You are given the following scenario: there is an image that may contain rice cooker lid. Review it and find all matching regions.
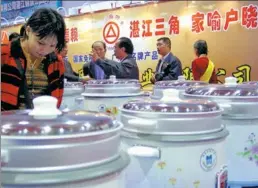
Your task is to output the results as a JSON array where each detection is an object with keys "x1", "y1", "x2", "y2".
[
  {"x1": 1, "y1": 96, "x2": 116, "y2": 137},
  {"x1": 64, "y1": 81, "x2": 84, "y2": 88},
  {"x1": 243, "y1": 81, "x2": 258, "y2": 86},
  {"x1": 122, "y1": 89, "x2": 221, "y2": 115},
  {"x1": 154, "y1": 76, "x2": 208, "y2": 90},
  {"x1": 83, "y1": 75, "x2": 142, "y2": 96},
  {"x1": 121, "y1": 89, "x2": 224, "y2": 137},
  {"x1": 122, "y1": 99, "x2": 220, "y2": 114},
  {"x1": 85, "y1": 76, "x2": 140, "y2": 86},
  {"x1": 184, "y1": 77, "x2": 258, "y2": 101}
]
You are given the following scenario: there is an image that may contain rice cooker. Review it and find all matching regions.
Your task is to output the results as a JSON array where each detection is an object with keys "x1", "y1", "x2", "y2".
[
  {"x1": 183, "y1": 77, "x2": 258, "y2": 188},
  {"x1": 61, "y1": 80, "x2": 85, "y2": 111},
  {"x1": 1, "y1": 96, "x2": 129, "y2": 188},
  {"x1": 120, "y1": 89, "x2": 229, "y2": 188},
  {"x1": 151, "y1": 75, "x2": 208, "y2": 100},
  {"x1": 243, "y1": 81, "x2": 258, "y2": 86},
  {"x1": 82, "y1": 75, "x2": 145, "y2": 117}
]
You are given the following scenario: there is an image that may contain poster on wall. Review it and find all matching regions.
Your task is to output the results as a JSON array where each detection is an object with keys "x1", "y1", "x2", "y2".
[
  {"x1": 2, "y1": 1, "x2": 258, "y2": 89},
  {"x1": 1, "y1": 0, "x2": 62, "y2": 23}
]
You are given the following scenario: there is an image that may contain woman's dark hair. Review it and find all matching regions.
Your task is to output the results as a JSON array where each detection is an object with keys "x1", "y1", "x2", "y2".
[
  {"x1": 118, "y1": 37, "x2": 134, "y2": 55},
  {"x1": 22, "y1": 8, "x2": 66, "y2": 51},
  {"x1": 9, "y1": 32, "x2": 20, "y2": 41},
  {"x1": 194, "y1": 40, "x2": 208, "y2": 56},
  {"x1": 19, "y1": 25, "x2": 25, "y2": 36}
]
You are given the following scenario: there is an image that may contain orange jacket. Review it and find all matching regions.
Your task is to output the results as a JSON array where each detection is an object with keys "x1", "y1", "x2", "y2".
[{"x1": 1, "y1": 39, "x2": 64, "y2": 111}]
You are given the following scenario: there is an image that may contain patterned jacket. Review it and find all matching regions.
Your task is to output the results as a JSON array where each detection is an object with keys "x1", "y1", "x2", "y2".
[{"x1": 1, "y1": 38, "x2": 64, "y2": 111}]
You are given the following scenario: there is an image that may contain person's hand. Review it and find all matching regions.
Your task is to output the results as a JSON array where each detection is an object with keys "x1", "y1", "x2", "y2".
[
  {"x1": 90, "y1": 49, "x2": 100, "y2": 62},
  {"x1": 80, "y1": 76, "x2": 92, "y2": 83}
]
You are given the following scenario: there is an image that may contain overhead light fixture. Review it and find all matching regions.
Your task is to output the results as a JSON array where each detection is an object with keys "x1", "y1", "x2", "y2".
[
  {"x1": 115, "y1": 1, "x2": 131, "y2": 8},
  {"x1": 56, "y1": 7, "x2": 68, "y2": 17},
  {"x1": 13, "y1": 16, "x2": 26, "y2": 25},
  {"x1": 1, "y1": 17, "x2": 10, "y2": 27},
  {"x1": 153, "y1": 0, "x2": 158, "y2": 7},
  {"x1": 80, "y1": 3, "x2": 93, "y2": 14},
  {"x1": 68, "y1": 7, "x2": 81, "y2": 15}
]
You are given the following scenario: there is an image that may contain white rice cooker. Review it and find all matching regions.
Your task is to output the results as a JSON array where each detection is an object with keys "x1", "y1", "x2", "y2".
[
  {"x1": 120, "y1": 89, "x2": 229, "y2": 188},
  {"x1": 151, "y1": 75, "x2": 208, "y2": 100},
  {"x1": 61, "y1": 80, "x2": 85, "y2": 111},
  {"x1": 1, "y1": 96, "x2": 129, "y2": 188},
  {"x1": 183, "y1": 77, "x2": 258, "y2": 187},
  {"x1": 82, "y1": 76, "x2": 145, "y2": 117}
]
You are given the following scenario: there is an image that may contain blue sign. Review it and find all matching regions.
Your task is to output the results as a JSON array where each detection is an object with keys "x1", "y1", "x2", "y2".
[{"x1": 1, "y1": 0, "x2": 62, "y2": 23}]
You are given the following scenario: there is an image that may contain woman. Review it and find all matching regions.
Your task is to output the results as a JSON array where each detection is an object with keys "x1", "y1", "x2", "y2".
[
  {"x1": 1, "y1": 8, "x2": 66, "y2": 111},
  {"x1": 191, "y1": 40, "x2": 217, "y2": 83}
]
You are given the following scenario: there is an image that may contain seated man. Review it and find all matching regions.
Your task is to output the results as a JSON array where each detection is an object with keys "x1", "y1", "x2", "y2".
[{"x1": 91, "y1": 37, "x2": 139, "y2": 80}]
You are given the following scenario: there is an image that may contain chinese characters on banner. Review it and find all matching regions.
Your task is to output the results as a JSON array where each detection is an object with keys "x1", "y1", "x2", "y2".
[
  {"x1": 190, "y1": 4, "x2": 257, "y2": 33},
  {"x1": 65, "y1": 27, "x2": 79, "y2": 43},
  {"x1": 182, "y1": 64, "x2": 251, "y2": 84},
  {"x1": 1, "y1": 1, "x2": 48, "y2": 12},
  {"x1": 141, "y1": 68, "x2": 155, "y2": 87},
  {"x1": 72, "y1": 51, "x2": 159, "y2": 64},
  {"x1": 73, "y1": 54, "x2": 92, "y2": 64},
  {"x1": 132, "y1": 51, "x2": 159, "y2": 61},
  {"x1": 130, "y1": 15, "x2": 180, "y2": 37},
  {"x1": 139, "y1": 64, "x2": 251, "y2": 88},
  {"x1": 1, "y1": 1, "x2": 61, "y2": 22},
  {"x1": 129, "y1": 4, "x2": 258, "y2": 37}
]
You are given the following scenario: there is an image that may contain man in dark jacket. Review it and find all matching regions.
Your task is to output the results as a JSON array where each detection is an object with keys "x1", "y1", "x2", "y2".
[
  {"x1": 59, "y1": 43, "x2": 89, "y2": 82},
  {"x1": 91, "y1": 37, "x2": 139, "y2": 80},
  {"x1": 151, "y1": 37, "x2": 182, "y2": 83}
]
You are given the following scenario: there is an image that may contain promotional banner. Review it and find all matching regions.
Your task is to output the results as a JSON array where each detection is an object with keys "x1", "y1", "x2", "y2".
[
  {"x1": 1, "y1": 0, "x2": 62, "y2": 23},
  {"x1": 2, "y1": 1, "x2": 258, "y2": 90}
]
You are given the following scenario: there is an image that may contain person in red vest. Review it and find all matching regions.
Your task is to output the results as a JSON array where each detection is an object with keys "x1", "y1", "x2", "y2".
[{"x1": 191, "y1": 40, "x2": 218, "y2": 83}]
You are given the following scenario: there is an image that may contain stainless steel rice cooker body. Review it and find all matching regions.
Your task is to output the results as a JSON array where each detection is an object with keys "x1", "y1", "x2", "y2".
[
  {"x1": 183, "y1": 81, "x2": 258, "y2": 186},
  {"x1": 82, "y1": 76, "x2": 145, "y2": 118},
  {"x1": 120, "y1": 90, "x2": 229, "y2": 188},
  {"x1": 1, "y1": 96, "x2": 129, "y2": 188},
  {"x1": 62, "y1": 81, "x2": 85, "y2": 110}
]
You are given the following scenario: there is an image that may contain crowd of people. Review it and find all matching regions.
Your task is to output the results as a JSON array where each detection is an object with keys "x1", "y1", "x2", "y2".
[{"x1": 1, "y1": 8, "x2": 217, "y2": 111}]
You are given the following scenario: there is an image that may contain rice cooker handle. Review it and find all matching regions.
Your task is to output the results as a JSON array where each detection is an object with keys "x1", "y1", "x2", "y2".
[
  {"x1": 1, "y1": 150, "x2": 9, "y2": 167},
  {"x1": 218, "y1": 103, "x2": 232, "y2": 114},
  {"x1": 75, "y1": 97, "x2": 85, "y2": 110},
  {"x1": 161, "y1": 89, "x2": 181, "y2": 102},
  {"x1": 127, "y1": 145, "x2": 161, "y2": 159},
  {"x1": 143, "y1": 91, "x2": 152, "y2": 97},
  {"x1": 127, "y1": 119, "x2": 157, "y2": 128}
]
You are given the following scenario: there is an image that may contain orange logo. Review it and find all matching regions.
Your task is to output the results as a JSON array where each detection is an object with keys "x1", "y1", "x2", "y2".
[
  {"x1": 103, "y1": 21, "x2": 120, "y2": 44},
  {"x1": 1, "y1": 31, "x2": 8, "y2": 43}
]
